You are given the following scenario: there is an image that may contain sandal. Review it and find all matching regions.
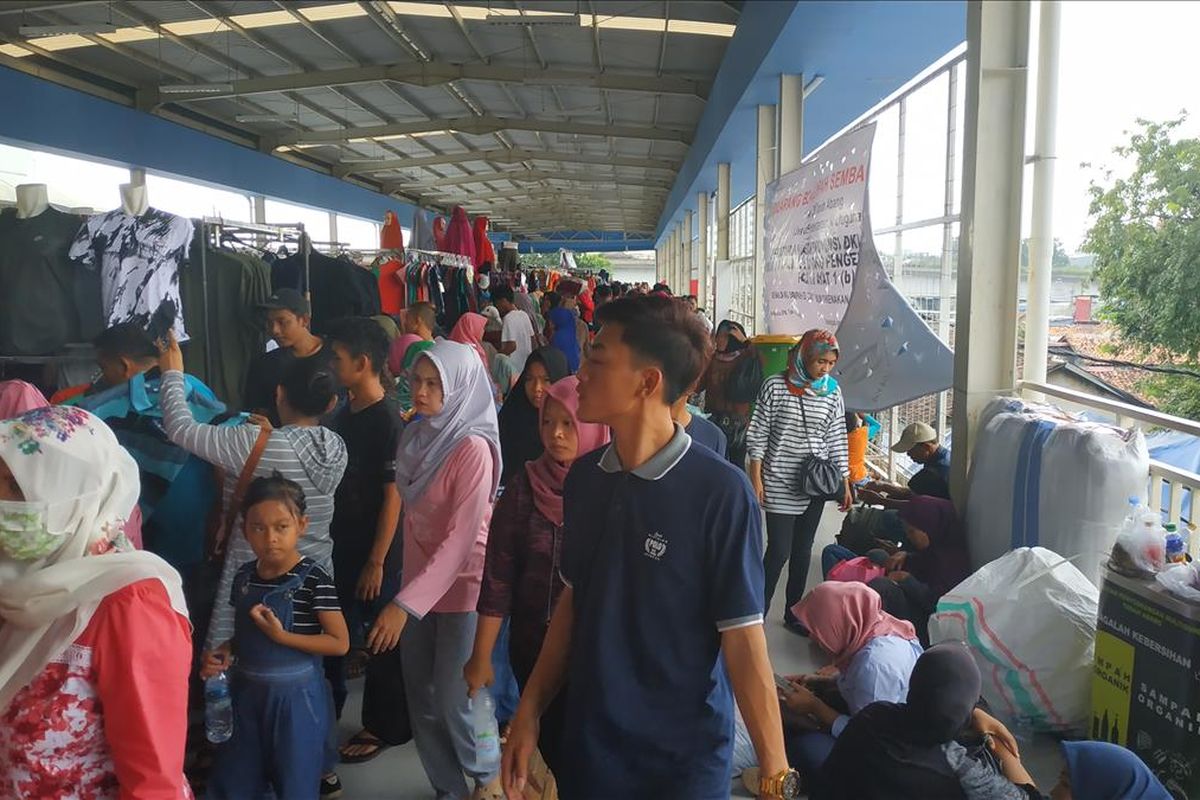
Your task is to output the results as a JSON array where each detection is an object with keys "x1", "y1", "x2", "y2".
[{"x1": 339, "y1": 730, "x2": 390, "y2": 764}]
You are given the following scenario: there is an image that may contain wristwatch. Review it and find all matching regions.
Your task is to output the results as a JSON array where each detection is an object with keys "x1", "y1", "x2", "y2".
[{"x1": 759, "y1": 768, "x2": 801, "y2": 799}]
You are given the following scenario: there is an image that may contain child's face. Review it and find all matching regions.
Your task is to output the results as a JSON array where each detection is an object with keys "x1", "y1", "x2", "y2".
[
  {"x1": 410, "y1": 356, "x2": 445, "y2": 417},
  {"x1": 244, "y1": 499, "x2": 307, "y2": 566},
  {"x1": 541, "y1": 397, "x2": 579, "y2": 464}
]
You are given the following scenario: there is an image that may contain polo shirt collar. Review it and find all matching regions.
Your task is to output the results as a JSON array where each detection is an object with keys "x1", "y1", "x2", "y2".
[{"x1": 597, "y1": 422, "x2": 692, "y2": 480}]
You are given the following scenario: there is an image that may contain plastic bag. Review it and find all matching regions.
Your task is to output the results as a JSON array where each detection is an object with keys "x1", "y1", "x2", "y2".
[
  {"x1": 929, "y1": 547, "x2": 1099, "y2": 735},
  {"x1": 827, "y1": 556, "x2": 886, "y2": 584},
  {"x1": 1155, "y1": 562, "x2": 1200, "y2": 603},
  {"x1": 1110, "y1": 518, "x2": 1166, "y2": 577}
]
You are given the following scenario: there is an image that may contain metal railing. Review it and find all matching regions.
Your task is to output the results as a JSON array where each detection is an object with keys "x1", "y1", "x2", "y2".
[{"x1": 1019, "y1": 380, "x2": 1199, "y2": 530}]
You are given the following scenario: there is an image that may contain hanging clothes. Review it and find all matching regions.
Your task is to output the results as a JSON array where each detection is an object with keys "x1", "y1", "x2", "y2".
[
  {"x1": 0, "y1": 207, "x2": 87, "y2": 356},
  {"x1": 181, "y1": 233, "x2": 272, "y2": 411},
  {"x1": 443, "y1": 207, "x2": 477, "y2": 267},
  {"x1": 432, "y1": 216, "x2": 447, "y2": 251},
  {"x1": 271, "y1": 249, "x2": 381, "y2": 334},
  {"x1": 473, "y1": 216, "x2": 496, "y2": 270},
  {"x1": 68, "y1": 207, "x2": 194, "y2": 342},
  {"x1": 381, "y1": 210, "x2": 404, "y2": 250},
  {"x1": 412, "y1": 208, "x2": 435, "y2": 251}
]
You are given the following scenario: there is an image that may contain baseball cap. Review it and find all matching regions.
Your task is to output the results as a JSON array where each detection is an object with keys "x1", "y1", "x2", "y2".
[
  {"x1": 891, "y1": 422, "x2": 938, "y2": 453},
  {"x1": 258, "y1": 288, "x2": 310, "y2": 317}
]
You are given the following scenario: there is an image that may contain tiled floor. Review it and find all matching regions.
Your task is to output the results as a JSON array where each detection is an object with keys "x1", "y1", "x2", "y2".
[{"x1": 334, "y1": 511, "x2": 1063, "y2": 799}]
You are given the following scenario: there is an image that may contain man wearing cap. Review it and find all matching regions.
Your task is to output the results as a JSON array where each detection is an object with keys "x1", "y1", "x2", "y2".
[
  {"x1": 243, "y1": 288, "x2": 329, "y2": 426},
  {"x1": 860, "y1": 421, "x2": 952, "y2": 503}
]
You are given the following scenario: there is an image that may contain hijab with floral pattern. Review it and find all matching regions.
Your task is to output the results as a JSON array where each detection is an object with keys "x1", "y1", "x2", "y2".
[
  {"x1": 0, "y1": 407, "x2": 187, "y2": 711},
  {"x1": 787, "y1": 328, "x2": 841, "y2": 397}
]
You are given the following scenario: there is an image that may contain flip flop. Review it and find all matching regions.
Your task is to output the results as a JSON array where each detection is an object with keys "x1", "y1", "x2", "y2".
[{"x1": 338, "y1": 731, "x2": 390, "y2": 764}]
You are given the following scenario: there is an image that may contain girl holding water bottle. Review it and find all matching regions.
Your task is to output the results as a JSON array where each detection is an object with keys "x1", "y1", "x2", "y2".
[
  {"x1": 202, "y1": 475, "x2": 349, "y2": 800},
  {"x1": 365, "y1": 340, "x2": 505, "y2": 800}
]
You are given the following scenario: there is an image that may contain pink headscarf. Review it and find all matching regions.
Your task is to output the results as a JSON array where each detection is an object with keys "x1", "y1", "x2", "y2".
[
  {"x1": 525, "y1": 376, "x2": 610, "y2": 526},
  {"x1": 0, "y1": 380, "x2": 49, "y2": 419},
  {"x1": 388, "y1": 334, "x2": 423, "y2": 377},
  {"x1": 792, "y1": 582, "x2": 918, "y2": 670},
  {"x1": 448, "y1": 313, "x2": 491, "y2": 376},
  {"x1": 443, "y1": 206, "x2": 478, "y2": 267}
]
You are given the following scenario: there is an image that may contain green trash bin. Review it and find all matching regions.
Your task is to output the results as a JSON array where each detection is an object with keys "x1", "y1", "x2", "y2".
[{"x1": 752, "y1": 334, "x2": 799, "y2": 378}]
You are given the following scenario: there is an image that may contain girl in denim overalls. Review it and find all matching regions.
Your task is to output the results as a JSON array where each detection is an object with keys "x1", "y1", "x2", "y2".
[{"x1": 203, "y1": 475, "x2": 350, "y2": 800}]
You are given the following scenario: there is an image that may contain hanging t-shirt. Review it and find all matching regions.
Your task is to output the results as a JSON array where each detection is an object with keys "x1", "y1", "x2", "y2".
[
  {"x1": 68, "y1": 207, "x2": 193, "y2": 342},
  {"x1": 500, "y1": 308, "x2": 535, "y2": 375},
  {"x1": 0, "y1": 207, "x2": 84, "y2": 355}
]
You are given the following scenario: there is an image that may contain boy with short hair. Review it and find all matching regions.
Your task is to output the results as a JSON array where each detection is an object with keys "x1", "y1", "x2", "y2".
[
  {"x1": 325, "y1": 318, "x2": 403, "y2": 735},
  {"x1": 504, "y1": 295, "x2": 797, "y2": 799},
  {"x1": 244, "y1": 288, "x2": 327, "y2": 426}
]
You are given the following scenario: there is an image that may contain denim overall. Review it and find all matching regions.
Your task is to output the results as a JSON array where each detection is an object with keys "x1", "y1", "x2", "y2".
[{"x1": 208, "y1": 561, "x2": 331, "y2": 800}]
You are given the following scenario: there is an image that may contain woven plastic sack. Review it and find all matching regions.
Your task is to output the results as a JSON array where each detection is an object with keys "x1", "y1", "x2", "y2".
[
  {"x1": 929, "y1": 547, "x2": 1099, "y2": 735},
  {"x1": 965, "y1": 396, "x2": 1148, "y2": 587}
]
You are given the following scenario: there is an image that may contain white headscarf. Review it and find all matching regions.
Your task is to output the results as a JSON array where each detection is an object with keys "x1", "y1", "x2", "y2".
[
  {"x1": 395, "y1": 340, "x2": 502, "y2": 505},
  {"x1": 0, "y1": 407, "x2": 188, "y2": 712}
]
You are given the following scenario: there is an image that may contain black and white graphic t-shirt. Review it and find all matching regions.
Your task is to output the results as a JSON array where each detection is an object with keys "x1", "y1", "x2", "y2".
[{"x1": 69, "y1": 207, "x2": 193, "y2": 341}]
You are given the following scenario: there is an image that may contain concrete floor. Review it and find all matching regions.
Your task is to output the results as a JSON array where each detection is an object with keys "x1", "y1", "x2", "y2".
[{"x1": 334, "y1": 511, "x2": 1063, "y2": 799}]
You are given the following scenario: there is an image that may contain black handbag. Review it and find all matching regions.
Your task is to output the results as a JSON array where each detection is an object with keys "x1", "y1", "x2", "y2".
[{"x1": 795, "y1": 396, "x2": 844, "y2": 503}]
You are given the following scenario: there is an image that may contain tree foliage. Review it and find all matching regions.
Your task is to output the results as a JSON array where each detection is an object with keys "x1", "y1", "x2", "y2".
[
  {"x1": 1019, "y1": 238, "x2": 1072, "y2": 269},
  {"x1": 1083, "y1": 115, "x2": 1200, "y2": 420},
  {"x1": 1084, "y1": 115, "x2": 1200, "y2": 359}
]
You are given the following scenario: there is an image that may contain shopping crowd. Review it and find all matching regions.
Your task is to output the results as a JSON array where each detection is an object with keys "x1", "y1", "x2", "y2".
[{"x1": 0, "y1": 267, "x2": 1170, "y2": 800}]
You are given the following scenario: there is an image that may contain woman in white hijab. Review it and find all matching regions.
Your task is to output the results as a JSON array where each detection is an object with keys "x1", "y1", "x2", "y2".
[
  {"x1": 0, "y1": 406, "x2": 191, "y2": 798},
  {"x1": 367, "y1": 340, "x2": 505, "y2": 800}
]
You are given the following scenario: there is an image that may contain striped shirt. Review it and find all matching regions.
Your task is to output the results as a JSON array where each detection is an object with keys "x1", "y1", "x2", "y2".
[
  {"x1": 231, "y1": 558, "x2": 340, "y2": 635},
  {"x1": 746, "y1": 374, "x2": 849, "y2": 514},
  {"x1": 160, "y1": 370, "x2": 347, "y2": 649}
]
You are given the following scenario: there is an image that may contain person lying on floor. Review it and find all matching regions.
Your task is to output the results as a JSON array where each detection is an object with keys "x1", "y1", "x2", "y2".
[
  {"x1": 822, "y1": 495, "x2": 970, "y2": 643},
  {"x1": 822, "y1": 643, "x2": 1038, "y2": 800}
]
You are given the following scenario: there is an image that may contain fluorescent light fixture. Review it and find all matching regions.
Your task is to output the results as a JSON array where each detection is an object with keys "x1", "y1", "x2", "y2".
[
  {"x1": 160, "y1": 83, "x2": 234, "y2": 94},
  {"x1": 235, "y1": 113, "x2": 299, "y2": 123},
  {"x1": 485, "y1": 12, "x2": 580, "y2": 27},
  {"x1": 19, "y1": 23, "x2": 118, "y2": 37}
]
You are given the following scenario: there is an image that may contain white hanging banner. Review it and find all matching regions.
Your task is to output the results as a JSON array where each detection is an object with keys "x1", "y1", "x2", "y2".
[
  {"x1": 763, "y1": 124, "x2": 873, "y2": 333},
  {"x1": 762, "y1": 122, "x2": 954, "y2": 411}
]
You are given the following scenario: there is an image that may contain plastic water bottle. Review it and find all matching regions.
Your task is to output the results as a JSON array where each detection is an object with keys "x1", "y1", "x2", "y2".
[
  {"x1": 205, "y1": 672, "x2": 233, "y2": 744},
  {"x1": 468, "y1": 688, "x2": 501, "y2": 764},
  {"x1": 1165, "y1": 523, "x2": 1187, "y2": 564}
]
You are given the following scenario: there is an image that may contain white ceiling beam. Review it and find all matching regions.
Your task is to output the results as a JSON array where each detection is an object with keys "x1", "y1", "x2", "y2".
[
  {"x1": 386, "y1": 169, "x2": 673, "y2": 191},
  {"x1": 337, "y1": 147, "x2": 680, "y2": 177},
  {"x1": 273, "y1": 116, "x2": 691, "y2": 147},
  {"x1": 139, "y1": 61, "x2": 710, "y2": 105}
]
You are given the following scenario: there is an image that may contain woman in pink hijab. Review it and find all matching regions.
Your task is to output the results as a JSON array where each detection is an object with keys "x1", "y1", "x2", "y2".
[
  {"x1": 764, "y1": 582, "x2": 923, "y2": 793},
  {"x1": 0, "y1": 380, "x2": 48, "y2": 419},
  {"x1": 467, "y1": 376, "x2": 608, "y2": 775}
]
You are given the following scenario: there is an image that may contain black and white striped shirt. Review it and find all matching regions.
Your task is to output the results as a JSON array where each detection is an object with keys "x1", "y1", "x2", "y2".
[
  {"x1": 231, "y1": 558, "x2": 340, "y2": 635},
  {"x1": 746, "y1": 374, "x2": 849, "y2": 514}
]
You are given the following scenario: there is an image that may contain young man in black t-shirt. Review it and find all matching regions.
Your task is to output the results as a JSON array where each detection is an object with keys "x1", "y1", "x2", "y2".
[
  {"x1": 244, "y1": 289, "x2": 328, "y2": 425},
  {"x1": 325, "y1": 318, "x2": 403, "y2": 757}
]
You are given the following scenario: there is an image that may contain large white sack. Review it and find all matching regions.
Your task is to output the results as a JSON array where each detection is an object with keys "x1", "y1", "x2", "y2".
[
  {"x1": 930, "y1": 546, "x2": 1100, "y2": 735},
  {"x1": 965, "y1": 396, "x2": 1148, "y2": 587}
]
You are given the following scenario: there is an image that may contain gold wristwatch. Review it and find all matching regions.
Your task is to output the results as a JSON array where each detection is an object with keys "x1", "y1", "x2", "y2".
[{"x1": 759, "y1": 768, "x2": 801, "y2": 799}]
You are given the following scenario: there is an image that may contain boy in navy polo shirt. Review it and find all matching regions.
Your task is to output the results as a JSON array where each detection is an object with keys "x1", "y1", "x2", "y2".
[{"x1": 503, "y1": 296, "x2": 796, "y2": 800}]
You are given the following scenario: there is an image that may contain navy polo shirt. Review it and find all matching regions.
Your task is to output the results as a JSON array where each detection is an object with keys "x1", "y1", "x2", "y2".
[
  {"x1": 558, "y1": 424, "x2": 765, "y2": 800},
  {"x1": 686, "y1": 412, "x2": 728, "y2": 458}
]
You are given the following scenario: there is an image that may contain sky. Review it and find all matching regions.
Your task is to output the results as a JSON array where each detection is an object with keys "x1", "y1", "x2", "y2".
[{"x1": 1052, "y1": 1, "x2": 1200, "y2": 252}]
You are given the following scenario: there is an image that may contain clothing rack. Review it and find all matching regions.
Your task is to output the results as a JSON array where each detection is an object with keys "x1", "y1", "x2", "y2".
[{"x1": 197, "y1": 217, "x2": 308, "y2": 382}]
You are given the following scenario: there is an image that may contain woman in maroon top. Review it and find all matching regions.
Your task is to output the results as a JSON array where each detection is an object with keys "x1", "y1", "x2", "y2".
[{"x1": 465, "y1": 376, "x2": 609, "y2": 770}]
